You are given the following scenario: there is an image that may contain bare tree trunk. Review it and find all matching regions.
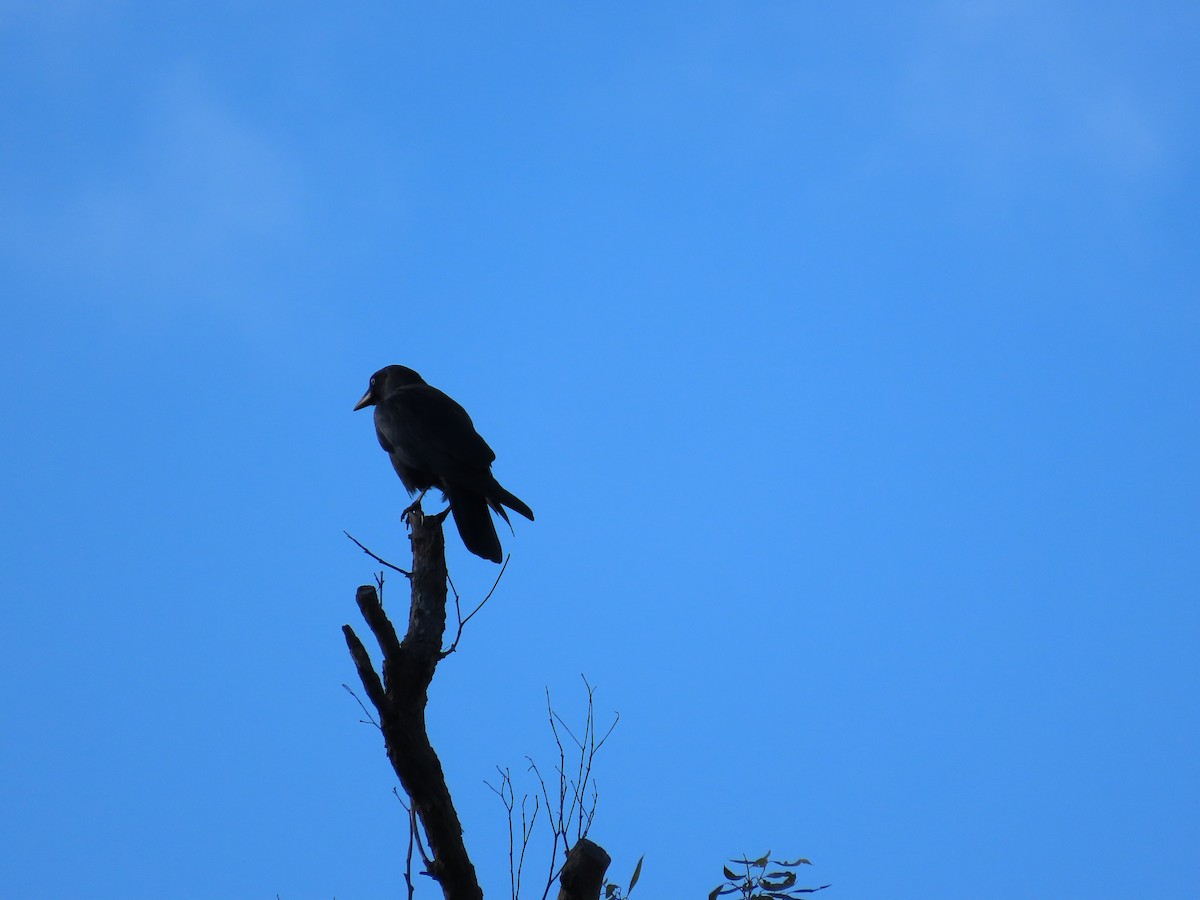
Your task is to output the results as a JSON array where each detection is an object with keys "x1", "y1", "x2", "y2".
[
  {"x1": 556, "y1": 839, "x2": 611, "y2": 900},
  {"x1": 344, "y1": 508, "x2": 483, "y2": 900}
]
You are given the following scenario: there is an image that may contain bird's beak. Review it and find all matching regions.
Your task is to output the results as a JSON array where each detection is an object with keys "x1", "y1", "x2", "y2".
[{"x1": 353, "y1": 389, "x2": 373, "y2": 411}]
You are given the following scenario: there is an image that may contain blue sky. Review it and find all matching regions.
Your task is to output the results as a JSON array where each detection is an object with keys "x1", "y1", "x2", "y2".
[{"x1": 1, "y1": 2, "x2": 1197, "y2": 898}]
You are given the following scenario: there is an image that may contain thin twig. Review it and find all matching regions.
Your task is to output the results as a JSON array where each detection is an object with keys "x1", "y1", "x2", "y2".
[
  {"x1": 411, "y1": 805, "x2": 433, "y2": 872},
  {"x1": 485, "y1": 768, "x2": 518, "y2": 900},
  {"x1": 341, "y1": 683, "x2": 380, "y2": 729},
  {"x1": 440, "y1": 554, "x2": 510, "y2": 657},
  {"x1": 393, "y1": 788, "x2": 416, "y2": 900},
  {"x1": 575, "y1": 678, "x2": 596, "y2": 840},
  {"x1": 490, "y1": 682, "x2": 617, "y2": 900},
  {"x1": 343, "y1": 530, "x2": 411, "y2": 576},
  {"x1": 528, "y1": 754, "x2": 566, "y2": 900},
  {"x1": 462, "y1": 555, "x2": 510, "y2": 628},
  {"x1": 517, "y1": 791, "x2": 539, "y2": 900}
]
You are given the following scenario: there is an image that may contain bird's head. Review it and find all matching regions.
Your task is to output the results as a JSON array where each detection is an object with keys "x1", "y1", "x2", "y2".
[{"x1": 354, "y1": 365, "x2": 426, "y2": 410}]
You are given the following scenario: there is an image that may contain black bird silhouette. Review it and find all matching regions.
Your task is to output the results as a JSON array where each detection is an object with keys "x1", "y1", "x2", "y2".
[{"x1": 354, "y1": 365, "x2": 533, "y2": 563}]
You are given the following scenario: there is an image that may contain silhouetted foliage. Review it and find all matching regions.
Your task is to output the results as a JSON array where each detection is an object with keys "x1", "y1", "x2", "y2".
[
  {"x1": 346, "y1": 512, "x2": 827, "y2": 900},
  {"x1": 709, "y1": 853, "x2": 830, "y2": 900},
  {"x1": 601, "y1": 853, "x2": 643, "y2": 900}
]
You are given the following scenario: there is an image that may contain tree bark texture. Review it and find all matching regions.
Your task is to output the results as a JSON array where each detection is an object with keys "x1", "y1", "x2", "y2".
[
  {"x1": 344, "y1": 508, "x2": 483, "y2": 900},
  {"x1": 556, "y1": 839, "x2": 612, "y2": 900}
]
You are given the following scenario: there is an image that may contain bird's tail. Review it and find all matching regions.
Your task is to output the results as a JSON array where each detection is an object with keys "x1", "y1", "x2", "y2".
[
  {"x1": 487, "y1": 479, "x2": 534, "y2": 522},
  {"x1": 444, "y1": 484, "x2": 503, "y2": 564}
]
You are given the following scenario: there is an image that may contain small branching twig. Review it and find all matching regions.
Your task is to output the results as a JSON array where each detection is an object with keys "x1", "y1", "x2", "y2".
[
  {"x1": 543, "y1": 676, "x2": 616, "y2": 853},
  {"x1": 441, "y1": 555, "x2": 510, "y2": 657},
  {"x1": 462, "y1": 555, "x2": 508, "y2": 629},
  {"x1": 517, "y1": 792, "x2": 538, "y2": 899},
  {"x1": 525, "y1": 755, "x2": 564, "y2": 900},
  {"x1": 341, "y1": 684, "x2": 381, "y2": 730},
  {"x1": 486, "y1": 769, "x2": 518, "y2": 900},
  {"x1": 392, "y1": 788, "x2": 416, "y2": 900},
  {"x1": 343, "y1": 530, "x2": 411, "y2": 577},
  {"x1": 488, "y1": 678, "x2": 619, "y2": 900},
  {"x1": 486, "y1": 767, "x2": 541, "y2": 900}
]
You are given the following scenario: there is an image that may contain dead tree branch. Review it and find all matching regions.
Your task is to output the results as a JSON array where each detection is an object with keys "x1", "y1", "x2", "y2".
[
  {"x1": 556, "y1": 839, "x2": 611, "y2": 900},
  {"x1": 343, "y1": 504, "x2": 482, "y2": 900}
]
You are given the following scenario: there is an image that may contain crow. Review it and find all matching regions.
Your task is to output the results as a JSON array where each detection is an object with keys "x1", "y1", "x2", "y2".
[{"x1": 354, "y1": 365, "x2": 533, "y2": 563}]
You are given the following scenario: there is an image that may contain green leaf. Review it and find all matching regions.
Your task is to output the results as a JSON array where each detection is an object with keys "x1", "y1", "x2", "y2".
[
  {"x1": 775, "y1": 858, "x2": 811, "y2": 867},
  {"x1": 629, "y1": 854, "x2": 645, "y2": 892},
  {"x1": 723, "y1": 866, "x2": 739, "y2": 881},
  {"x1": 761, "y1": 872, "x2": 797, "y2": 890},
  {"x1": 605, "y1": 885, "x2": 618, "y2": 898},
  {"x1": 752, "y1": 853, "x2": 771, "y2": 868},
  {"x1": 708, "y1": 888, "x2": 722, "y2": 900}
]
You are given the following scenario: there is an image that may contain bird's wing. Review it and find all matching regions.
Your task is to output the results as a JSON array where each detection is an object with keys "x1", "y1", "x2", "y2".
[{"x1": 374, "y1": 384, "x2": 497, "y2": 479}]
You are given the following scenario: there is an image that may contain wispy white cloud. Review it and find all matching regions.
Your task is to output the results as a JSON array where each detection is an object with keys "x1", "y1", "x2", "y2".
[
  {"x1": 77, "y1": 73, "x2": 300, "y2": 265},
  {"x1": 3, "y1": 67, "x2": 306, "y2": 325}
]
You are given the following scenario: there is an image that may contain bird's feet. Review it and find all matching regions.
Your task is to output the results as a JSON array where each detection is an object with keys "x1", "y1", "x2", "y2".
[{"x1": 401, "y1": 489, "x2": 429, "y2": 525}]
